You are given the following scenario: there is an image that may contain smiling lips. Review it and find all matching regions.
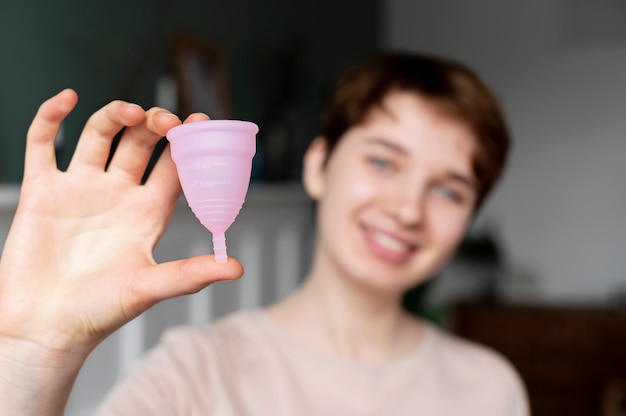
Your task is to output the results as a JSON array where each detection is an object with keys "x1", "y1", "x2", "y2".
[{"x1": 361, "y1": 225, "x2": 419, "y2": 262}]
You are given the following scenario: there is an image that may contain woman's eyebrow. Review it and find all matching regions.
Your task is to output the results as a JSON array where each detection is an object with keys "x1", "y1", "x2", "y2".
[
  {"x1": 364, "y1": 137, "x2": 407, "y2": 154},
  {"x1": 447, "y1": 171, "x2": 477, "y2": 191},
  {"x1": 365, "y1": 137, "x2": 477, "y2": 190}
]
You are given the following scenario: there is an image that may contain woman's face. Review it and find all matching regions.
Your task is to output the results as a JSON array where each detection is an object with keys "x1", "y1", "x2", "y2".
[{"x1": 304, "y1": 91, "x2": 477, "y2": 295}]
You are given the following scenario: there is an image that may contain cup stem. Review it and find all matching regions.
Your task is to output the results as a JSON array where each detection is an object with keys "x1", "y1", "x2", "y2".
[{"x1": 212, "y1": 232, "x2": 228, "y2": 263}]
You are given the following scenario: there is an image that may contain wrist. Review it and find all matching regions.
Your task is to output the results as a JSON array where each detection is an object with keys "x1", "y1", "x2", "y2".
[{"x1": 0, "y1": 336, "x2": 91, "y2": 416}]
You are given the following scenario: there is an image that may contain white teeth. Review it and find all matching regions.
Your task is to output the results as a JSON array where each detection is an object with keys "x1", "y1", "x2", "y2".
[{"x1": 370, "y1": 230, "x2": 410, "y2": 253}]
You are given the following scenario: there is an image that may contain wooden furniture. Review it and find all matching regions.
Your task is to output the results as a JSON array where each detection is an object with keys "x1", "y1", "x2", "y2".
[{"x1": 451, "y1": 302, "x2": 626, "y2": 416}]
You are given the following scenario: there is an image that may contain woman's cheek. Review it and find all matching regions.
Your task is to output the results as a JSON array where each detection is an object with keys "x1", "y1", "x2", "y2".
[
  {"x1": 437, "y1": 212, "x2": 471, "y2": 246},
  {"x1": 350, "y1": 177, "x2": 380, "y2": 203}
]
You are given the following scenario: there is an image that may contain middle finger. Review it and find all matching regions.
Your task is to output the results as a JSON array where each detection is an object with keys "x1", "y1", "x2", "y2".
[
  {"x1": 106, "y1": 108, "x2": 181, "y2": 183},
  {"x1": 68, "y1": 100, "x2": 145, "y2": 172}
]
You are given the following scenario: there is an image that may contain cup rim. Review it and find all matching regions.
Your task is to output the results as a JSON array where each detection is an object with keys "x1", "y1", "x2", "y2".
[{"x1": 166, "y1": 120, "x2": 259, "y2": 140}]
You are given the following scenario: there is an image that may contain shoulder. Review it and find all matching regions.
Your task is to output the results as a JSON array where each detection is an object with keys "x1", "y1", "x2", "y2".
[
  {"x1": 157, "y1": 309, "x2": 262, "y2": 355},
  {"x1": 428, "y1": 324, "x2": 514, "y2": 373},
  {"x1": 109, "y1": 311, "x2": 261, "y2": 394},
  {"x1": 95, "y1": 311, "x2": 262, "y2": 415},
  {"x1": 424, "y1": 323, "x2": 529, "y2": 412}
]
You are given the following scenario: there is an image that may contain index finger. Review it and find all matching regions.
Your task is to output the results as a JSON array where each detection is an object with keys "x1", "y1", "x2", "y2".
[{"x1": 183, "y1": 112, "x2": 211, "y2": 123}]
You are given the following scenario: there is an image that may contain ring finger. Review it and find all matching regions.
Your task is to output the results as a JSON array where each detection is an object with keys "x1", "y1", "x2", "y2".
[{"x1": 68, "y1": 101, "x2": 145, "y2": 172}]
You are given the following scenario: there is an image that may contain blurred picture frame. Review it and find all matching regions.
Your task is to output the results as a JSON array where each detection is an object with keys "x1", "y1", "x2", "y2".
[{"x1": 170, "y1": 32, "x2": 231, "y2": 120}]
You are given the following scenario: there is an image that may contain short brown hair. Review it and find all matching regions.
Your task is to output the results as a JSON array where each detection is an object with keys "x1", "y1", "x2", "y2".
[{"x1": 321, "y1": 52, "x2": 510, "y2": 209}]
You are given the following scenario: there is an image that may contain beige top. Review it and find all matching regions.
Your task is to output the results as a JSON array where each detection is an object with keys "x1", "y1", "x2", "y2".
[{"x1": 96, "y1": 310, "x2": 529, "y2": 416}]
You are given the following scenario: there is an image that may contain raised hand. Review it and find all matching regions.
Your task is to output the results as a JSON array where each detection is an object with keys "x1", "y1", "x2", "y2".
[{"x1": 0, "y1": 89, "x2": 243, "y2": 414}]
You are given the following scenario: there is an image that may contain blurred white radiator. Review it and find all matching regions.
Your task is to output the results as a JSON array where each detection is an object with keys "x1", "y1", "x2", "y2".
[{"x1": 0, "y1": 183, "x2": 314, "y2": 416}]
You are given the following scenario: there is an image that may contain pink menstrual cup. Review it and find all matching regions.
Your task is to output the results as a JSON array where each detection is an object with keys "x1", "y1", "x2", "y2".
[{"x1": 166, "y1": 120, "x2": 258, "y2": 263}]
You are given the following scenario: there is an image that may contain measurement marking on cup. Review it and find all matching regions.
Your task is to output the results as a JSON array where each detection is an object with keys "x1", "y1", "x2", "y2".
[
  {"x1": 191, "y1": 179, "x2": 232, "y2": 188},
  {"x1": 181, "y1": 161, "x2": 229, "y2": 170}
]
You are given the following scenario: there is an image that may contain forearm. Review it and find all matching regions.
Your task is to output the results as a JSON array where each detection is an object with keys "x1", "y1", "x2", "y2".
[{"x1": 0, "y1": 337, "x2": 90, "y2": 416}]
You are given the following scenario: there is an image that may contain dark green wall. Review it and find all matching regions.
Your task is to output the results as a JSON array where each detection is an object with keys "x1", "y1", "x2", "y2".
[{"x1": 0, "y1": 0, "x2": 380, "y2": 182}]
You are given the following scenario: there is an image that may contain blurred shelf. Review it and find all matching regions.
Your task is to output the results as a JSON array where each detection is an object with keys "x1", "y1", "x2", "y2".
[
  {"x1": 0, "y1": 184, "x2": 20, "y2": 212},
  {"x1": 452, "y1": 302, "x2": 626, "y2": 416}
]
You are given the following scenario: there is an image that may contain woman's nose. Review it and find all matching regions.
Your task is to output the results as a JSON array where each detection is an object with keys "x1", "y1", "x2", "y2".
[{"x1": 385, "y1": 180, "x2": 426, "y2": 227}]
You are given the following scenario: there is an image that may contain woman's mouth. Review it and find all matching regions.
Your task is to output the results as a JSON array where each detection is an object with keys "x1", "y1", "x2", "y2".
[{"x1": 362, "y1": 225, "x2": 418, "y2": 262}]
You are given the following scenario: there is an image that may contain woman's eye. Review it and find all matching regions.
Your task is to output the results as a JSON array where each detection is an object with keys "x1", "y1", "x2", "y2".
[
  {"x1": 435, "y1": 185, "x2": 463, "y2": 203},
  {"x1": 369, "y1": 157, "x2": 394, "y2": 172}
]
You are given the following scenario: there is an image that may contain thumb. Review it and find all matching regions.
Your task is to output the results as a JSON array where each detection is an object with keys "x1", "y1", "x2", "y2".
[{"x1": 130, "y1": 255, "x2": 244, "y2": 311}]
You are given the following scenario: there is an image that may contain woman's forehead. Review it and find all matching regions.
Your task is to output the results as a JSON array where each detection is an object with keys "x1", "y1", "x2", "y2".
[{"x1": 357, "y1": 92, "x2": 477, "y2": 156}]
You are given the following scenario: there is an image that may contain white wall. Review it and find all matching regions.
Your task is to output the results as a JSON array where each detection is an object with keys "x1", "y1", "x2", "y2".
[{"x1": 384, "y1": 0, "x2": 626, "y2": 302}]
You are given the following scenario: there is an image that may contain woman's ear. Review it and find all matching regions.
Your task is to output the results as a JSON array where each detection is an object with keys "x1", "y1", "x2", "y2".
[{"x1": 302, "y1": 136, "x2": 328, "y2": 201}]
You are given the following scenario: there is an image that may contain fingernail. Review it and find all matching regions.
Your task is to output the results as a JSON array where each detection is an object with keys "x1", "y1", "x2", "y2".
[
  {"x1": 156, "y1": 110, "x2": 179, "y2": 117},
  {"x1": 124, "y1": 102, "x2": 142, "y2": 109}
]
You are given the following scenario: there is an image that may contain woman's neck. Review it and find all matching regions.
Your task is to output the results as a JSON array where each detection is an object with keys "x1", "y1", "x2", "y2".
[{"x1": 266, "y1": 262, "x2": 424, "y2": 365}]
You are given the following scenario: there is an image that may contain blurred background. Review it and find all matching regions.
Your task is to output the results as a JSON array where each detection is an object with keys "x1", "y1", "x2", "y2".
[{"x1": 1, "y1": 0, "x2": 625, "y2": 415}]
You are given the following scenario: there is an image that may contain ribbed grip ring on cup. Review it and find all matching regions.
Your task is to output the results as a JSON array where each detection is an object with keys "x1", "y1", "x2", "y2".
[{"x1": 190, "y1": 199, "x2": 244, "y2": 227}]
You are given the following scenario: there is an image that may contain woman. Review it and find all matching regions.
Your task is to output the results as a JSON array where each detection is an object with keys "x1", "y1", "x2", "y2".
[{"x1": 0, "y1": 52, "x2": 528, "y2": 415}]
